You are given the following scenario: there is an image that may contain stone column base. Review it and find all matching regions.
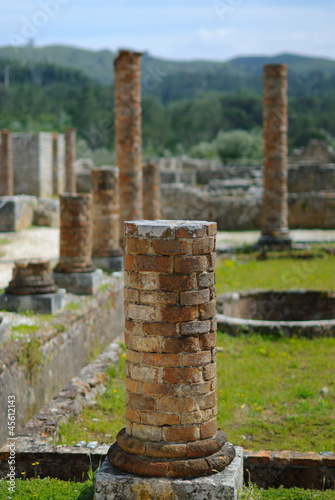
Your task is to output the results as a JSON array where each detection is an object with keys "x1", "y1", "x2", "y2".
[
  {"x1": 94, "y1": 447, "x2": 243, "y2": 500},
  {"x1": 0, "y1": 290, "x2": 66, "y2": 314},
  {"x1": 92, "y1": 256, "x2": 123, "y2": 273},
  {"x1": 0, "y1": 195, "x2": 37, "y2": 232},
  {"x1": 258, "y1": 234, "x2": 292, "y2": 249},
  {"x1": 53, "y1": 269, "x2": 103, "y2": 295}
]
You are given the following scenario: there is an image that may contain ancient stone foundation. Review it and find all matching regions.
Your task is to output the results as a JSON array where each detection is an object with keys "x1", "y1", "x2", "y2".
[
  {"x1": 143, "y1": 161, "x2": 161, "y2": 220},
  {"x1": 53, "y1": 194, "x2": 102, "y2": 294},
  {"x1": 0, "y1": 129, "x2": 13, "y2": 196},
  {"x1": 260, "y1": 64, "x2": 291, "y2": 247},
  {"x1": 91, "y1": 167, "x2": 123, "y2": 272},
  {"x1": 64, "y1": 129, "x2": 76, "y2": 194},
  {"x1": 0, "y1": 259, "x2": 65, "y2": 314},
  {"x1": 107, "y1": 220, "x2": 236, "y2": 479},
  {"x1": 114, "y1": 50, "x2": 143, "y2": 238}
]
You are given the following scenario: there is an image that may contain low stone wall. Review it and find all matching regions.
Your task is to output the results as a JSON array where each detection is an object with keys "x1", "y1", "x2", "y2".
[
  {"x1": 0, "y1": 275, "x2": 124, "y2": 447},
  {"x1": 288, "y1": 164, "x2": 335, "y2": 193}
]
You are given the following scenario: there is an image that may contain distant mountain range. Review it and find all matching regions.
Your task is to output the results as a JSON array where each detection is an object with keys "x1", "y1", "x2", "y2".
[{"x1": 1, "y1": 44, "x2": 335, "y2": 86}]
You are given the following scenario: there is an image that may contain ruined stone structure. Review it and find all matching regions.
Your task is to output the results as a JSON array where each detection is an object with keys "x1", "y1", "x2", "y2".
[
  {"x1": 289, "y1": 139, "x2": 335, "y2": 167},
  {"x1": 0, "y1": 259, "x2": 65, "y2": 314},
  {"x1": 91, "y1": 167, "x2": 123, "y2": 272},
  {"x1": 52, "y1": 133, "x2": 65, "y2": 196},
  {"x1": 53, "y1": 194, "x2": 102, "y2": 294},
  {"x1": 108, "y1": 220, "x2": 235, "y2": 479},
  {"x1": 0, "y1": 129, "x2": 13, "y2": 196},
  {"x1": 64, "y1": 129, "x2": 77, "y2": 193},
  {"x1": 114, "y1": 51, "x2": 143, "y2": 237},
  {"x1": 260, "y1": 64, "x2": 291, "y2": 246},
  {"x1": 143, "y1": 161, "x2": 161, "y2": 220},
  {"x1": 12, "y1": 132, "x2": 53, "y2": 197}
]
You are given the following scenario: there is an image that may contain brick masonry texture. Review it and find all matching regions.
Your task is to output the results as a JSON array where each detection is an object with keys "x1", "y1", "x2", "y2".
[
  {"x1": 0, "y1": 129, "x2": 13, "y2": 196},
  {"x1": 262, "y1": 64, "x2": 290, "y2": 240},
  {"x1": 114, "y1": 51, "x2": 143, "y2": 238},
  {"x1": 108, "y1": 220, "x2": 235, "y2": 478},
  {"x1": 91, "y1": 167, "x2": 122, "y2": 258},
  {"x1": 54, "y1": 194, "x2": 95, "y2": 273},
  {"x1": 143, "y1": 162, "x2": 161, "y2": 220},
  {"x1": 64, "y1": 128, "x2": 76, "y2": 193}
]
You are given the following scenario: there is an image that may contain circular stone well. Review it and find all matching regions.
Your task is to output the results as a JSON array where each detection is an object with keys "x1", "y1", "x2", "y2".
[{"x1": 216, "y1": 290, "x2": 335, "y2": 337}]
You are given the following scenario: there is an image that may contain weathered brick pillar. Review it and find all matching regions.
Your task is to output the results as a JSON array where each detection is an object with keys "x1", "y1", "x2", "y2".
[
  {"x1": 64, "y1": 128, "x2": 76, "y2": 193},
  {"x1": 143, "y1": 162, "x2": 161, "y2": 220},
  {"x1": 108, "y1": 220, "x2": 235, "y2": 478},
  {"x1": 260, "y1": 64, "x2": 291, "y2": 246},
  {"x1": 91, "y1": 167, "x2": 123, "y2": 271},
  {"x1": 54, "y1": 194, "x2": 95, "y2": 273},
  {"x1": 114, "y1": 50, "x2": 143, "y2": 238},
  {"x1": 0, "y1": 129, "x2": 14, "y2": 196}
]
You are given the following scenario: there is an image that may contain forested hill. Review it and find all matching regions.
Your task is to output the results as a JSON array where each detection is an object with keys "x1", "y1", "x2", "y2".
[{"x1": 1, "y1": 44, "x2": 335, "y2": 86}]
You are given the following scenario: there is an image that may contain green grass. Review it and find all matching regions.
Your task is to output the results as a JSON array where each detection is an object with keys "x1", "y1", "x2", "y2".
[
  {"x1": 216, "y1": 254, "x2": 335, "y2": 293},
  {"x1": 59, "y1": 334, "x2": 335, "y2": 452},
  {"x1": 0, "y1": 478, "x2": 94, "y2": 499},
  {"x1": 240, "y1": 485, "x2": 335, "y2": 499}
]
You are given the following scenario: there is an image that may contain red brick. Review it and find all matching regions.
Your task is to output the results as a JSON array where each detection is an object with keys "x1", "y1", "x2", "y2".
[
  {"x1": 126, "y1": 237, "x2": 152, "y2": 254},
  {"x1": 182, "y1": 351, "x2": 212, "y2": 366},
  {"x1": 131, "y1": 364, "x2": 159, "y2": 383},
  {"x1": 207, "y1": 222, "x2": 217, "y2": 236},
  {"x1": 142, "y1": 353, "x2": 180, "y2": 367},
  {"x1": 124, "y1": 288, "x2": 139, "y2": 302},
  {"x1": 208, "y1": 253, "x2": 216, "y2": 271},
  {"x1": 153, "y1": 239, "x2": 189, "y2": 255},
  {"x1": 163, "y1": 425, "x2": 200, "y2": 443},
  {"x1": 162, "y1": 336, "x2": 200, "y2": 354},
  {"x1": 273, "y1": 450, "x2": 291, "y2": 465},
  {"x1": 142, "y1": 382, "x2": 180, "y2": 396},
  {"x1": 126, "y1": 349, "x2": 141, "y2": 364},
  {"x1": 161, "y1": 305, "x2": 197, "y2": 323},
  {"x1": 200, "y1": 418, "x2": 217, "y2": 439},
  {"x1": 125, "y1": 407, "x2": 141, "y2": 423},
  {"x1": 125, "y1": 377, "x2": 140, "y2": 392},
  {"x1": 291, "y1": 452, "x2": 322, "y2": 466},
  {"x1": 192, "y1": 238, "x2": 215, "y2": 255},
  {"x1": 128, "y1": 393, "x2": 157, "y2": 411},
  {"x1": 159, "y1": 274, "x2": 196, "y2": 292},
  {"x1": 180, "y1": 289, "x2": 210, "y2": 305},
  {"x1": 199, "y1": 391, "x2": 216, "y2": 410},
  {"x1": 175, "y1": 226, "x2": 207, "y2": 238},
  {"x1": 247, "y1": 451, "x2": 271, "y2": 464},
  {"x1": 123, "y1": 254, "x2": 136, "y2": 271},
  {"x1": 203, "y1": 362, "x2": 216, "y2": 380},
  {"x1": 163, "y1": 367, "x2": 200, "y2": 384},
  {"x1": 199, "y1": 300, "x2": 217, "y2": 320},
  {"x1": 140, "y1": 290, "x2": 177, "y2": 305},
  {"x1": 200, "y1": 332, "x2": 217, "y2": 350},
  {"x1": 158, "y1": 396, "x2": 196, "y2": 413},
  {"x1": 175, "y1": 255, "x2": 208, "y2": 273},
  {"x1": 143, "y1": 322, "x2": 177, "y2": 336},
  {"x1": 124, "y1": 222, "x2": 138, "y2": 236},
  {"x1": 141, "y1": 412, "x2": 180, "y2": 426},
  {"x1": 137, "y1": 255, "x2": 171, "y2": 272}
]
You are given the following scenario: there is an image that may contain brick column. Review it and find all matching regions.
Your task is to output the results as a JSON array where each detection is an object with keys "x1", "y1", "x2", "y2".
[
  {"x1": 114, "y1": 50, "x2": 143, "y2": 238},
  {"x1": 64, "y1": 128, "x2": 76, "y2": 193},
  {"x1": 260, "y1": 64, "x2": 291, "y2": 246},
  {"x1": 91, "y1": 167, "x2": 123, "y2": 271},
  {"x1": 143, "y1": 162, "x2": 161, "y2": 220},
  {"x1": 54, "y1": 194, "x2": 94, "y2": 274},
  {"x1": 108, "y1": 220, "x2": 235, "y2": 478},
  {"x1": 0, "y1": 129, "x2": 13, "y2": 196}
]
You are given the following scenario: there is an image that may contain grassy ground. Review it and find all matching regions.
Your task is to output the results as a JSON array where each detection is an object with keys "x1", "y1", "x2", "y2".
[
  {"x1": 216, "y1": 250, "x2": 335, "y2": 294},
  {"x1": 0, "y1": 479, "x2": 334, "y2": 499}
]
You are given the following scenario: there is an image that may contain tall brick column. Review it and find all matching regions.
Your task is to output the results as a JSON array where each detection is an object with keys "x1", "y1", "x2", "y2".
[
  {"x1": 143, "y1": 162, "x2": 161, "y2": 220},
  {"x1": 64, "y1": 128, "x2": 76, "y2": 193},
  {"x1": 0, "y1": 129, "x2": 14, "y2": 196},
  {"x1": 108, "y1": 220, "x2": 235, "y2": 478},
  {"x1": 53, "y1": 194, "x2": 102, "y2": 294},
  {"x1": 114, "y1": 50, "x2": 143, "y2": 239},
  {"x1": 91, "y1": 167, "x2": 123, "y2": 272},
  {"x1": 260, "y1": 64, "x2": 291, "y2": 246}
]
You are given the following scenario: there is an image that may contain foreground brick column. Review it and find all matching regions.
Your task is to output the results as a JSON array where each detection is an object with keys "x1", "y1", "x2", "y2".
[
  {"x1": 54, "y1": 194, "x2": 94, "y2": 273},
  {"x1": 143, "y1": 162, "x2": 161, "y2": 220},
  {"x1": 260, "y1": 65, "x2": 291, "y2": 246},
  {"x1": 108, "y1": 220, "x2": 235, "y2": 478},
  {"x1": 114, "y1": 50, "x2": 143, "y2": 238},
  {"x1": 91, "y1": 167, "x2": 123, "y2": 271},
  {"x1": 64, "y1": 129, "x2": 76, "y2": 193},
  {"x1": 0, "y1": 129, "x2": 13, "y2": 196}
]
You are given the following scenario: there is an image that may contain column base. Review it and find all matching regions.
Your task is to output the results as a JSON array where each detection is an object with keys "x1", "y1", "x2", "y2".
[
  {"x1": 92, "y1": 256, "x2": 123, "y2": 273},
  {"x1": 52, "y1": 269, "x2": 103, "y2": 295},
  {"x1": 0, "y1": 195, "x2": 37, "y2": 232},
  {"x1": 0, "y1": 289, "x2": 66, "y2": 314},
  {"x1": 258, "y1": 234, "x2": 292, "y2": 249},
  {"x1": 95, "y1": 447, "x2": 243, "y2": 500}
]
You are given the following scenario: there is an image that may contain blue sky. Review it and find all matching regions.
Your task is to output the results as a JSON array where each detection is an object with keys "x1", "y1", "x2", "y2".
[{"x1": 1, "y1": 0, "x2": 335, "y2": 61}]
